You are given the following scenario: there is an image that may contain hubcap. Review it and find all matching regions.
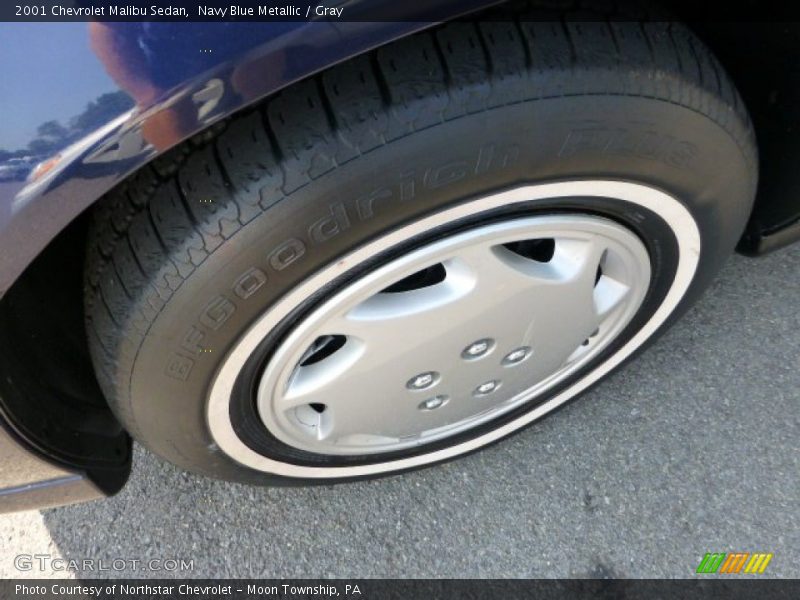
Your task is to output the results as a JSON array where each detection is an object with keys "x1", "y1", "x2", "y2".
[{"x1": 256, "y1": 214, "x2": 651, "y2": 455}]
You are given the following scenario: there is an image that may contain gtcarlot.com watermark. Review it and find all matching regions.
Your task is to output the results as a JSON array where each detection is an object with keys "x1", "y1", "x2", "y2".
[{"x1": 14, "y1": 553, "x2": 194, "y2": 573}]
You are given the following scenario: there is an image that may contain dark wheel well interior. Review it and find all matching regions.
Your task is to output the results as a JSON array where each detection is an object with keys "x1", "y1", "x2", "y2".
[
  {"x1": 691, "y1": 22, "x2": 800, "y2": 249},
  {"x1": 0, "y1": 213, "x2": 130, "y2": 493}
]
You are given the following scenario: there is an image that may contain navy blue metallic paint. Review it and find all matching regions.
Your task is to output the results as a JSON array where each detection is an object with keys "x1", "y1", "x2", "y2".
[{"x1": 0, "y1": 5, "x2": 499, "y2": 299}]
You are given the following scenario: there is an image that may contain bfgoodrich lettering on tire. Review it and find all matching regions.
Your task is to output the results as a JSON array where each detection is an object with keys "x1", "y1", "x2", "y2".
[{"x1": 84, "y1": 19, "x2": 757, "y2": 484}]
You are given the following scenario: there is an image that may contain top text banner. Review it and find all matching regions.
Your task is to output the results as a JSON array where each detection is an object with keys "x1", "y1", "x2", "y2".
[
  {"x1": 2, "y1": 0, "x2": 503, "y2": 22},
  {"x1": 2, "y1": 0, "x2": 792, "y2": 22}
]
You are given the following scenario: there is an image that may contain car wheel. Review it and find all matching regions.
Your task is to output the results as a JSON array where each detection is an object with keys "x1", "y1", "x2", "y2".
[{"x1": 84, "y1": 20, "x2": 757, "y2": 483}]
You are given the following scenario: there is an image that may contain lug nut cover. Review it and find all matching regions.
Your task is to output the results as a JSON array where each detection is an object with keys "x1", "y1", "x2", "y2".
[
  {"x1": 419, "y1": 395, "x2": 449, "y2": 411},
  {"x1": 461, "y1": 338, "x2": 495, "y2": 360},
  {"x1": 474, "y1": 379, "x2": 501, "y2": 396},
  {"x1": 502, "y1": 346, "x2": 532, "y2": 366},
  {"x1": 406, "y1": 371, "x2": 439, "y2": 390}
]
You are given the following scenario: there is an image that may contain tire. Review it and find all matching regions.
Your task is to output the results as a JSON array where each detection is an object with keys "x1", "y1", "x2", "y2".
[{"x1": 84, "y1": 19, "x2": 757, "y2": 484}]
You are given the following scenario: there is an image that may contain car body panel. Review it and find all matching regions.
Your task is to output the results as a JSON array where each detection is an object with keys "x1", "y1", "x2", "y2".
[
  {"x1": 0, "y1": 6, "x2": 502, "y2": 299},
  {"x1": 0, "y1": 416, "x2": 109, "y2": 513}
]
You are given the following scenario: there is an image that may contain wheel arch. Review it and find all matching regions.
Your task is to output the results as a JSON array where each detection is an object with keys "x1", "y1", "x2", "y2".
[{"x1": 0, "y1": 13, "x2": 501, "y2": 301}]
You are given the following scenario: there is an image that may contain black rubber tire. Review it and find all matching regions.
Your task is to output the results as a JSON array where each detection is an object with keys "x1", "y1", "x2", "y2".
[{"x1": 84, "y1": 19, "x2": 757, "y2": 484}]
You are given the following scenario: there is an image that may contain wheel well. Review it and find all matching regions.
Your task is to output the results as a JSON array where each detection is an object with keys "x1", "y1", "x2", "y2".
[
  {"x1": 0, "y1": 210, "x2": 129, "y2": 490},
  {"x1": 690, "y1": 22, "x2": 800, "y2": 249}
]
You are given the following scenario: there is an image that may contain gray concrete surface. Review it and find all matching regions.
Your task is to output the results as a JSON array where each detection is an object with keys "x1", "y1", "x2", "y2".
[{"x1": 1, "y1": 246, "x2": 798, "y2": 578}]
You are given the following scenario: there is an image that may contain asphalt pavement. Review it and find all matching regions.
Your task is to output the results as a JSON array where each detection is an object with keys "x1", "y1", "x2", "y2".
[{"x1": 1, "y1": 244, "x2": 798, "y2": 578}]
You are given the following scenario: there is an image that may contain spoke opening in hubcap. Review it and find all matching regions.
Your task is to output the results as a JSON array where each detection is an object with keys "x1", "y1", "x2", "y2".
[
  {"x1": 381, "y1": 263, "x2": 447, "y2": 293},
  {"x1": 256, "y1": 214, "x2": 651, "y2": 456},
  {"x1": 502, "y1": 237, "x2": 556, "y2": 262}
]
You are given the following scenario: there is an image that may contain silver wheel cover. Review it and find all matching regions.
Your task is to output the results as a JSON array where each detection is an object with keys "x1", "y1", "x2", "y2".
[{"x1": 258, "y1": 215, "x2": 649, "y2": 455}]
